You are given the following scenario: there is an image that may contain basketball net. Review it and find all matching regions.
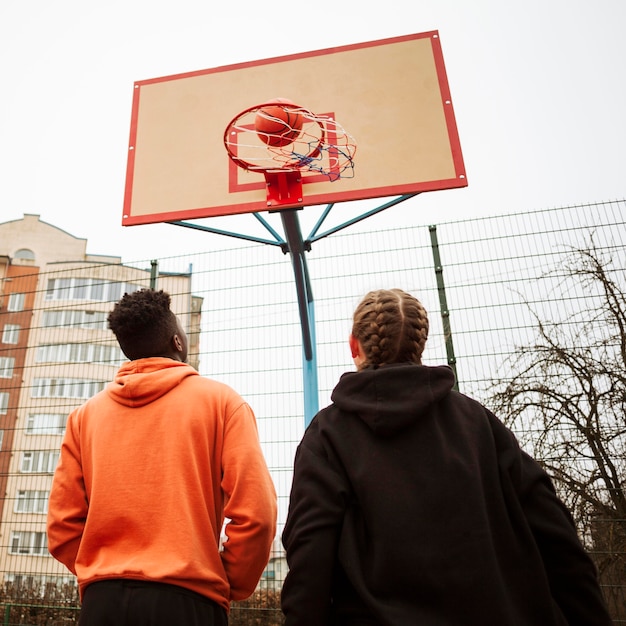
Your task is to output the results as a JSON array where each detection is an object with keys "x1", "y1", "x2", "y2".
[{"x1": 224, "y1": 101, "x2": 357, "y2": 208}]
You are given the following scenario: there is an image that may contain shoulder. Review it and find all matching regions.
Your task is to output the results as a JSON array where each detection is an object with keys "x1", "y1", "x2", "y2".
[
  {"x1": 305, "y1": 403, "x2": 344, "y2": 434},
  {"x1": 183, "y1": 374, "x2": 254, "y2": 416},
  {"x1": 182, "y1": 373, "x2": 240, "y2": 396},
  {"x1": 441, "y1": 389, "x2": 514, "y2": 434},
  {"x1": 297, "y1": 403, "x2": 352, "y2": 459},
  {"x1": 446, "y1": 393, "x2": 545, "y2": 482}
]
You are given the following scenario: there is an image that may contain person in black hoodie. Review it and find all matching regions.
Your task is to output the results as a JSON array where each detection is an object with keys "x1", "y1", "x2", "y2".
[{"x1": 281, "y1": 288, "x2": 612, "y2": 625}]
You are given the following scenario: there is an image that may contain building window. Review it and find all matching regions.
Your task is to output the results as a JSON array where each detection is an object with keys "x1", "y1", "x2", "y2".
[
  {"x1": 0, "y1": 393, "x2": 8, "y2": 415},
  {"x1": 0, "y1": 357, "x2": 15, "y2": 378},
  {"x1": 0, "y1": 430, "x2": 3, "y2": 450},
  {"x1": 45, "y1": 278, "x2": 141, "y2": 302},
  {"x1": 42, "y1": 309, "x2": 108, "y2": 330},
  {"x1": 26, "y1": 414, "x2": 67, "y2": 435},
  {"x1": 31, "y1": 378, "x2": 107, "y2": 399},
  {"x1": 14, "y1": 248, "x2": 35, "y2": 261},
  {"x1": 20, "y1": 451, "x2": 59, "y2": 474},
  {"x1": 2, "y1": 324, "x2": 20, "y2": 344},
  {"x1": 5, "y1": 573, "x2": 76, "y2": 587},
  {"x1": 73, "y1": 277, "x2": 90, "y2": 299},
  {"x1": 9, "y1": 532, "x2": 48, "y2": 556},
  {"x1": 14, "y1": 490, "x2": 49, "y2": 514},
  {"x1": 7, "y1": 293, "x2": 25, "y2": 312},
  {"x1": 35, "y1": 343, "x2": 125, "y2": 366}
]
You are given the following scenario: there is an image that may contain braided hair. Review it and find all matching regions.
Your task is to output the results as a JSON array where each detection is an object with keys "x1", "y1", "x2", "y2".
[
  {"x1": 108, "y1": 289, "x2": 179, "y2": 360},
  {"x1": 351, "y1": 289, "x2": 429, "y2": 368}
]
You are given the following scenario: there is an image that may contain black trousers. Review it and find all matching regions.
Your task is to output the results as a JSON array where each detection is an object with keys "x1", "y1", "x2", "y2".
[{"x1": 78, "y1": 579, "x2": 228, "y2": 626}]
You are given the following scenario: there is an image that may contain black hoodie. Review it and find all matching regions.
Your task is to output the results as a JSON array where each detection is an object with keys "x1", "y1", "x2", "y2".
[{"x1": 281, "y1": 363, "x2": 612, "y2": 625}]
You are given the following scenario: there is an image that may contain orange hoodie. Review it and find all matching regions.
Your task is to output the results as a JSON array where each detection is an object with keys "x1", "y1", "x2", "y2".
[{"x1": 47, "y1": 358, "x2": 277, "y2": 611}]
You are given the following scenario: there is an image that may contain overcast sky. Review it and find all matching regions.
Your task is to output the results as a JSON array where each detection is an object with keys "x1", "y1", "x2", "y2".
[{"x1": 1, "y1": 0, "x2": 624, "y2": 262}]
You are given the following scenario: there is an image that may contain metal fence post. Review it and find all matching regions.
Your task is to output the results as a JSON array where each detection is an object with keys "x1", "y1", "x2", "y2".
[{"x1": 429, "y1": 225, "x2": 459, "y2": 391}]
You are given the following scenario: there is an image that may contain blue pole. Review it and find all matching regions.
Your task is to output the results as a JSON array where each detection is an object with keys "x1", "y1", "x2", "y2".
[
  {"x1": 302, "y1": 297, "x2": 319, "y2": 427},
  {"x1": 280, "y1": 210, "x2": 319, "y2": 427}
]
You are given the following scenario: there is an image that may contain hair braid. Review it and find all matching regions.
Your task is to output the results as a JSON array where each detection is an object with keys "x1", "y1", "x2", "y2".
[{"x1": 352, "y1": 289, "x2": 428, "y2": 368}]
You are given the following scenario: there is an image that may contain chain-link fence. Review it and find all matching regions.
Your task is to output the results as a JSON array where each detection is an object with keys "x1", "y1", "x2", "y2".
[{"x1": 0, "y1": 199, "x2": 624, "y2": 622}]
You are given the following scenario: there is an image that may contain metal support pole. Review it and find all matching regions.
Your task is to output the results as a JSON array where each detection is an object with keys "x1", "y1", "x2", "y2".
[
  {"x1": 170, "y1": 195, "x2": 421, "y2": 429},
  {"x1": 150, "y1": 260, "x2": 158, "y2": 289},
  {"x1": 280, "y1": 210, "x2": 319, "y2": 426},
  {"x1": 428, "y1": 225, "x2": 459, "y2": 391}
]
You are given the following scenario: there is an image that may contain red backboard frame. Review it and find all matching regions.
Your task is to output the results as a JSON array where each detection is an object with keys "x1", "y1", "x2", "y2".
[{"x1": 122, "y1": 31, "x2": 467, "y2": 226}]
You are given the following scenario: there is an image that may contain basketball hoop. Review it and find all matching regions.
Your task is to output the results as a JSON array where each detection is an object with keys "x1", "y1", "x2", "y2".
[{"x1": 223, "y1": 100, "x2": 357, "y2": 208}]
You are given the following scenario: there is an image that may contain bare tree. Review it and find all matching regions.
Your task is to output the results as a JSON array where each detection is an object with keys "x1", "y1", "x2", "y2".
[{"x1": 487, "y1": 239, "x2": 625, "y2": 618}]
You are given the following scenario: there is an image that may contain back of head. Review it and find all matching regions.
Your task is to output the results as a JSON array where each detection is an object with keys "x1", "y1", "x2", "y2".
[
  {"x1": 108, "y1": 289, "x2": 178, "y2": 360},
  {"x1": 352, "y1": 288, "x2": 429, "y2": 367}
]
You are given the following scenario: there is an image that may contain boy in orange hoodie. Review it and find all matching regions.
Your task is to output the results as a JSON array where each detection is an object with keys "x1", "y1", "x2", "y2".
[{"x1": 47, "y1": 289, "x2": 277, "y2": 625}]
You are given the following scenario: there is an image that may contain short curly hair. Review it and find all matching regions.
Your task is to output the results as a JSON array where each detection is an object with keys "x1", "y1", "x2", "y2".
[
  {"x1": 352, "y1": 288, "x2": 429, "y2": 368},
  {"x1": 108, "y1": 289, "x2": 179, "y2": 360}
]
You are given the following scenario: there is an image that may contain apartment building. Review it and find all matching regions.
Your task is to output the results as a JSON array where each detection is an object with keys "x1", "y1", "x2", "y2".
[{"x1": 0, "y1": 214, "x2": 202, "y2": 586}]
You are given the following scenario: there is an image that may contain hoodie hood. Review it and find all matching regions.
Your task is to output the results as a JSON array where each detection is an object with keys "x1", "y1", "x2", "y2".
[
  {"x1": 330, "y1": 363, "x2": 455, "y2": 437},
  {"x1": 106, "y1": 357, "x2": 199, "y2": 407}
]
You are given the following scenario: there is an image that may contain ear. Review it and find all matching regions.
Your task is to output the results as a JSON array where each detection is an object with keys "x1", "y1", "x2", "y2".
[
  {"x1": 172, "y1": 333, "x2": 184, "y2": 354},
  {"x1": 349, "y1": 334, "x2": 360, "y2": 359}
]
